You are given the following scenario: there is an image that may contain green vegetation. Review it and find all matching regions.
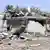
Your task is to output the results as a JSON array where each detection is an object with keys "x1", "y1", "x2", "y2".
[{"x1": 4, "y1": 5, "x2": 50, "y2": 17}]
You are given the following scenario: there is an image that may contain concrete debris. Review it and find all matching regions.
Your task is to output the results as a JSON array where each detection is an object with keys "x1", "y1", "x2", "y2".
[
  {"x1": 20, "y1": 33, "x2": 32, "y2": 40},
  {"x1": 8, "y1": 43, "x2": 11, "y2": 45},
  {"x1": 0, "y1": 19, "x2": 46, "y2": 40},
  {"x1": 25, "y1": 21, "x2": 46, "y2": 36},
  {"x1": 19, "y1": 21, "x2": 46, "y2": 40},
  {"x1": 9, "y1": 35, "x2": 17, "y2": 40},
  {"x1": 0, "y1": 32, "x2": 8, "y2": 40},
  {"x1": 20, "y1": 36, "x2": 25, "y2": 39},
  {"x1": 30, "y1": 44, "x2": 40, "y2": 47},
  {"x1": 2, "y1": 32, "x2": 8, "y2": 36},
  {"x1": 0, "y1": 33, "x2": 5, "y2": 39}
]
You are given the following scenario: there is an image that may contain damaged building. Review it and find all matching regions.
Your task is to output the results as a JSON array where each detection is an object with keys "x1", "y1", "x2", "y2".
[{"x1": 0, "y1": 9, "x2": 49, "y2": 39}]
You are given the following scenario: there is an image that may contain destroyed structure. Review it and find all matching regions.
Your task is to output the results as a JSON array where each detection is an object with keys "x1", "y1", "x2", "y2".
[{"x1": 0, "y1": 6, "x2": 50, "y2": 39}]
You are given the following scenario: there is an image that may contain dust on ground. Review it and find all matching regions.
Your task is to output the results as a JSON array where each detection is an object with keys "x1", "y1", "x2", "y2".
[{"x1": 0, "y1": 37, "x2": 50, "y2": 50}]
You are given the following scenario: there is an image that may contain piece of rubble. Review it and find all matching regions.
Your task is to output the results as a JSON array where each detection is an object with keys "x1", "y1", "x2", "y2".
[
  {"x1": 8, "y1": 43, "x2": 11, "y2": 45},
  {"x1": 20, "y1": 32, "x2": 32, "y2": 39},
  {"x1": 9, "y1": 35, "x2": 17, "y2": 40},
  {"x1": 2, "y1": 32, "x2": 8, "y2": 36},
  {"x1": 0, "y1": 33, "x2": 5, "y2": 39},
  {"x1": 0, "y1": 40, "x2": 3, "y2": 44},
  {"x1": 20, "y1": 36, "x2": 25, "y2": 39},
  {"x1": 30, "y1": 44, "x2": 40, "y2": 47},
  {"x1": 0, "y1": 42, "x2": 3, "y2": 44}
]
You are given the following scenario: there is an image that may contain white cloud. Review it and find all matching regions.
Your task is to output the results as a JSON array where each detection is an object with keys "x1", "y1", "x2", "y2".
[{"x1": 31, "y1": 4, "x2": 40, "y2": 8}]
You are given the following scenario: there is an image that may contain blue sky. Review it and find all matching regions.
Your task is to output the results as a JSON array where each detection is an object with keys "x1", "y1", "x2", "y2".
[{"x1": 0, "y1": 0, "x2": 50, "y2": 12}]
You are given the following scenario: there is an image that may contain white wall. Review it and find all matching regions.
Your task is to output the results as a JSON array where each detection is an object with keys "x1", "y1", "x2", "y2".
[{"x1": 25, "y1": 21, "x2": 46, "y2": 35}]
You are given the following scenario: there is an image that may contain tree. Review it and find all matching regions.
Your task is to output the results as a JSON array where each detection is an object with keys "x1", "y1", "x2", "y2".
[
  {"x1": 6, "y1": 5, "x2": 13, "y2": 12},
  {"x1": 30, "y1": 7, "x2": 35, "y2": 12},
  {"x1": 21, "y1": 8, "x2": 28, "y2": 14},
  {"x1": 15, "y1": 5, "x2": 20, "y2": 14},
  {"x1": 5, "y1": 5, "x2": 16, "y2": 17}
]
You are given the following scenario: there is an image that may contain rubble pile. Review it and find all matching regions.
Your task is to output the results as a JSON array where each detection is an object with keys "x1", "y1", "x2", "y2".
[
  {"x1": 0, "y1": 20, "x2": 46, "y2": 40},
  {"x1": 19, "y1": 21, "x2": 46, "y2": 40}
]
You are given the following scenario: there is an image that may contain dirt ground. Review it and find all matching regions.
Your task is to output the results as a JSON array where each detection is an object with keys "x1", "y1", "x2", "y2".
[{"x1": 0, "y1": 37, "x2": 50, "y2": 50}]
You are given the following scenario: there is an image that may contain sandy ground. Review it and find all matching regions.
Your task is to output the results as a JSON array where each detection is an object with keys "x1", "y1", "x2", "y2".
[{"x1": 0, "y1": 37, "x2": 50, "y2": 50}]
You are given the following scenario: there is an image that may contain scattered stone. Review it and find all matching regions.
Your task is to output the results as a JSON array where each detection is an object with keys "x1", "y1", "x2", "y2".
[
  {"x1": 20, "y1": 36, "x2": 25, "y2": 39},
  {"x1": 2, "y1": 32, "x2": 8, "y2": 36},
  {"x1": 0, "y1": 33, "x2": 5, "y2": 39},
  {"x1": 20, "y1": 33, "x2": 32, "y2": 40},
  {"x1": 9, "y1": 36, "x2": 13, "y2": 40},
  {"x1": 0, "y1": 41, "x2": 3, "y2": 44},
  {"x1": 8, "y1": 43, "x2": 11, "y2": 45},
  {"x1": 0, "y1": 42, "x2": 3, "y2": 44},
  {"x1": 26, "y1": 38, "x2": 32, "y2": 41},
  {"x1": 30, "y1": 44, "x2": 40, "y2": 47}
]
